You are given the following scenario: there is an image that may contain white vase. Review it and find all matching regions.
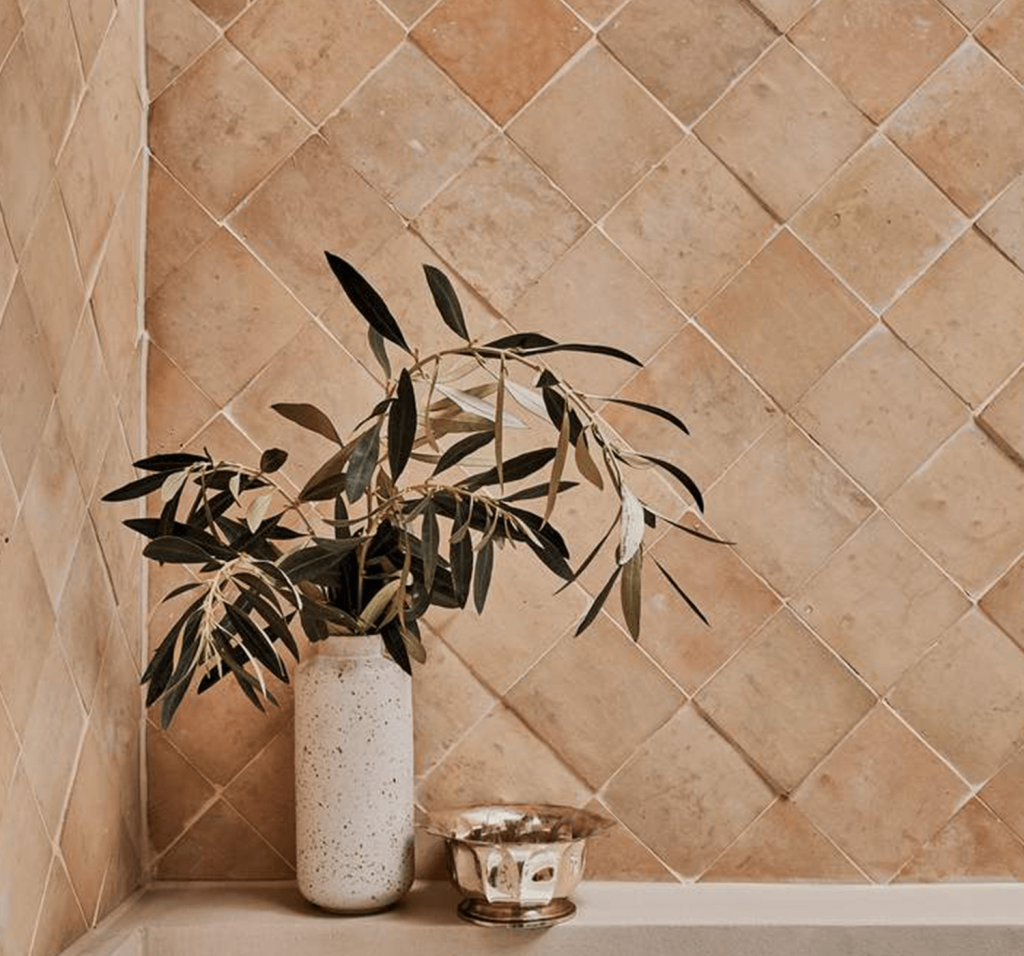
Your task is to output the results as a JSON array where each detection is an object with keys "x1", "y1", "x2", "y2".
[{"x1": 294, "y1": 634, "x2": 414, "y2": 913}]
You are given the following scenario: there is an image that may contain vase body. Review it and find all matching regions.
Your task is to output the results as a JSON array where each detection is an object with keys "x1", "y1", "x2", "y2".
[{"x1": 294, "y1": 635, "x2": 414, "y2": 913}]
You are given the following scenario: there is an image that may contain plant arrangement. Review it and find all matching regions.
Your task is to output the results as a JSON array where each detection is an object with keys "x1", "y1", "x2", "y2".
[{"x1": 105, "y1": 253, "x2": 720, "y2": 728}]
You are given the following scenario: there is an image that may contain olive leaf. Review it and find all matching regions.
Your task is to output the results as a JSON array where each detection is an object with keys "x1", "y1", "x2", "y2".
[
  {"x1": 620, "y1": 547, "x2": 643, "y2": 640},
  {"x1": 260, "y1": 448, "x2": 288, "y2": 473},
  {"x1": 576, "y1": 565, "x2": 622, "y2": 637},
  {"x1": 423, "y1": 264, "x2": 469, "y2": 340},
  {"x1": 543, "y1": 407, "x2": 571, "y2": 526},
  {"x1": 574, "y1": 431, "x2": 604, "y2": 490},
  {"x1": 367, "y1": 326, "x2": 391, "y2": 380},
  {"x1": 346, "y1": 419, "x2": 383, "y2": 503},
  {"x1": 618, "y1": 486, "x2": 645, "y2": 565},
  {"x1": 473, "y1": 536, "x2": 494, "y2": 614},
  {"x1": 387, "y1": 368, "x2": 416, "y2": 481},
  {"x1": 326, "y1": 252, "x2": 410, "y2": 353},
  {"x1": 435, "y1": 384, "x2": 526, "y2": 428},
  {"x1": 271, "y1": 403, "x2": 342, "y2": 445},
  {"x1": 654, "y1": 557, "x2": 709, "y2": 626},
  {"x1": 432, "y1": 430, "x2": 495, "y2": 476}
]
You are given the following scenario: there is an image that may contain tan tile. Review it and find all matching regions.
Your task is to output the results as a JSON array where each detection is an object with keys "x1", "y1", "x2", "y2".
[
  {"x1": 605, "y1": 136, "x2": 777, "y2": 314},
  {"x1": 897, "y1": 800, "x2": 1024, "y2": 882},
  {"x1": 21, "y1": 0, "x2": 83, "y2": 153},
  {"x1": 147, "y1": 229, "x2": 308, "y2": 405},
  {"x1": 561, "y1": 0, "x2": 620, "y2": 26},
  {"x1": 603, "y1": 706, "x2": 774, "y2": 877},
  {"x1": 980, "y1": 745, "x2": 1024, "y2": 839},
  {"x1": 793, "y1": 138, "x2": 964, "y2": 310},
  {"x1": 191, "y1": 0, "x2": 246, "y2": 27},
  {"x1": 978, "y1": 0, "x2": 1024, "y2": 83},
  {"x1": 379, "y1": 0, "x2": 435, "y2": 26},
  {"x1": 412, "y1": 0, "x2": 588, "y2": 124},
  {"x1": 701, "y1": 799, "x2": 865, "y2": 882},
  {"x1": 889, "y1": 44, "x2": 1024, "y2": 215},
  {"x1": 146, "y1": 0, "x2": 218, "y2": 99},
  {"x1": 68, "y1": 0, "x2": 114, "y2": 78},
  {"x1": 149, "y1": 40, "x2": 308, "y2": 218},
  {"x1": 599, "y1": 0, "x2": 776, "y2": 124},
  {"x1": 584, "y1": 798, "x2": 676, "y2": 881},
  {"x1": 795, "y1": 705, "x2": 968, "y2": 880},
  {"x1": 696, "y1": 42, "x2": 872, "y2": 220},
  {"x1": 0, "y1": 209, "x2": 14, "y2": 311},
  {"x1": 937, "y1": 0, "x2": 1001, "y2": 27},
  {"x1": 982, "y1": 556, "x2": 1024, "y2": 649},
  {"x1": 506, "y1": 230, "x2": 684, "y2": 396},
  {"x1": 697, "y1": 610, "x2": 874, "y2": 792},
  {"x1": 0, "y1": 0, "x2": 21, "y2": 64},
  {"x1": 888, "y1": 427, "x2": 1024, "y2": 594},
  {"x1": 0, "y1": 693, "x2": 16, "y2": 796},
  {"x1": 889, "y1": 611, "x2": 1024, "y2": 784},
  {"x1": 0, "y1": 40, "x2": 54, "y2": 253},
  {"x1": 231, "y1": 134, "x2": 404, "y2": 316},
  {"x1": 156, "y1": 799, "x2": 293, "y2": 878},
  {"x1": 30, "y1": 858, "x2": 87, "y2": 956},
  {"x1": 146, "y1": 162, "x2": 217, "y2": 298},
  {"x1": 700, "y1": 231, "x2": 874, "y2": 409},
  {"x1": 419, "y1": 704, "x2": 590, "y2": 808},
  {"x1": 228, "y1": 0, "x2": 402, "y2": 124},
  {"x1": 707, "y1": 421, "x2": 874, "y2": 596},
  {"x1": 885, "y1": 231, "x2": 1024, "y2": 408},
  {"x1": 507, "y1": 615, "x2": 683, "y2": 787},
  {"x1": 794, "y1": 327, "x2": 968, "y2": 499},
  {"x1": 146, "y1": 345, "x2": 216, "y2": 455},
  {"x1": 95, "y1": 816, "x2": 142, "y2": 922},
  {"x1": 749, "y1": 0, "x2": 815, "y2": 29},
  {"x1": 415, "y1": 137, "x2": 589, "y2": 312},
  {"x1": 89, "y1": 427, "x2": 139, "y2": 610},
  {"x1": 0, "y1": 456, "x2": 15, "y2": 562},
  {"x1": 0, "y1": 280, "x2": 55, "y2": 493},
  {"x1": 509, "y1": 47, "x2": 681, "y2": 219},
  {"x1": 979, "y1": 175, "x2": 1024, "y2": 272}
]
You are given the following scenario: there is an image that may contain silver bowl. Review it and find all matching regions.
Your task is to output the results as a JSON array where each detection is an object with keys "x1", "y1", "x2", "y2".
[{"x1": 425, "y1": 804, "x2": 613, "y2": 928}]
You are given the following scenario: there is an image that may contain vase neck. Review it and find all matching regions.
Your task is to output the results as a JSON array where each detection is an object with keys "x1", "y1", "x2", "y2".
[{"x1": 319, "y1": 634, "x2": 382, "y2": 659}]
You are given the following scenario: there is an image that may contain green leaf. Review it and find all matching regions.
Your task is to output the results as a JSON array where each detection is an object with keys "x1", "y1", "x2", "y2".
[
  {"x1": 381, "y1": 619, "x2": 412, "y2": 675},
  {"x1": 636, "y1": 454, "x2": 705, "y2": 512},
  {"x1": 621, "y1": 548, "x2": 643, "y2": 640},
  {"x1": 225, "y1": 605, "x2": 287, "y2": 681},
  {"x1": 521, "y1": 342, "x2": 642, "y2": 366},
  {"x1": 368, "y1": 326, "x2": 391, "y2": 380},
  {"x1": 325, "y1": 251, "x2": 410, "y2": 353},
  {"x1": 422, "y1": 499, "x2": 439, "y2": 595},
  {"x1": 423, "y1": 264, "x2": 469, "y2": 340},
  {"x1": 432, "y1": 430, "x2": 495, "y2": 475},
  {"x1": 388, "y1": 368, "x2": 416, "y2": 481},
  {"x1": 299, "y1": 444, "x2": 355, "y2": 500},
  {"x1": 597, "y1": 398, "x2": 689, "y2": 436},
  {"x1": 271, "y1": 403, "x2": 342, "y2": 445},
  {"x1": 499, "y1": 480, "x2": 578, "y2": 503},
  {"x1": 278, "y1": 546, "x2": 343, "y2": 584},
  {"x1": 574, "y1": 431, "x2": 604, "y2": 490},
  {"x1": 102, "y1": 472, "x2": 170, "y2": 502},
  {"x1": 459, "y1": 447, "x2": 558, "y2": 491},
  {"x1": 473, "y1": 537, "x2": 494, "y2": 614},
  {"x1": 575, "y1": 565, "x2": 622, "y2": 636},
  {"x1": 484, "y1": 332, "x2": 556, "y2": 350},
  {"x1": 449, "y1": 500, "x2": 474, "y2": 607},
  {"x1": 143, "y1": 536, "x2": 219, "y2": 565},
  {"x1": 654, "y1": 557, "x2": 709, "y2": 626},
  {"x1": 346, "y1": 420, "x2": 383, "y2": 503},
  {"x1": 260, "y1": 448, "x2": 288, "y2": 473},
  {"x1": 133, "y1": 453, "x2": 208, "y2": 472}
]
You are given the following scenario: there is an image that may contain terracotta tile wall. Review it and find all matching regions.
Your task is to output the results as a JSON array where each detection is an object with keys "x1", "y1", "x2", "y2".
[
  {"x1": 144, "y1": 0, "x2": 1024, "y2": 884},
  {"x1": 0, "y1": 0, "x2": 148, "y2": 951}
]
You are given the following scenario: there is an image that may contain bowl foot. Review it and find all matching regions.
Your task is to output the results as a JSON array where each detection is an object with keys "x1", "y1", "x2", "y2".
[{"x1": 457, "y1": 897, "x2": 576, "y2": 929}]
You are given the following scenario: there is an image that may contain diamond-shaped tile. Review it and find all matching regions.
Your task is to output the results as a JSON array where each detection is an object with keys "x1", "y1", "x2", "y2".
[
  {"x1": 561, "y1": 0, "x2": 621, "y2": 26},
  {"x1": 605, "y1": 136, "x2": 776, "y2": 314},
  {"x1": 146, "y1": 730, "x2": 215, "y2": 855},
  {"x1": 231, "y1": 134, "x2": 404, "y2": 316},
  {"x1": 603, "y1": 706, "x2": 774, "y2": 877},
  {"x1": 0, "y1": 460, "x2": 15, "y2": 561},
  {"x1": 584, "y1": 798, "x2": 676, "y2": 881},
  {"x1": 67, "y1": 0, "x2": 113, "y2": 78},
  {"x1": 885, "y1": 231, "x2": 1024, "y2": 409},
  {"x1": 149, "y1": 40, "x2": 308, "y2": 218},
  {"x1": 794, "y1": 705, "x2": 968, "y2": 880},
  {"x1": 599, "y1": 0, "x2": 776, "y2": 124},
  {"x1": 507, "y1": 615, "x2": 683, "y2": 787},
  {"x1": 977, "y1": 0, "x2": 1024, "y2": 83},
  {"x1": 32, "y1": 857, "x2": 87, "y2": 956},
  {"x1": 697, "y1": 610, "x2": 875, "y2": 792},
  {"x1": 707, "y1": 421, "x2": 874, "y2": 596},
  {"x1": 415, "y1": 136, "x2": 589, "y2": 312},
  {"x1": 979, "y1": 175, "x2": 1024, "y2": 272},
  {"x1": 322, "y1": 44, "x2": 493, "y2": 219},
  {"x1": 791, "y1": 0, "x2": 964, "y2": 122},
  {"x1": 936, "y1": 0, "x2": 1000, "y2": 27},
  {"x1": 889, "y1": 43, "x2": 1024, "y2": 215},
  {"x1": 412, "y1": 0, "x2": 588, "y2": 124},
  {"x1": 21, "y1": 0, "x2": 83, "y2": 155},
  {"x1": 0, "y1": 0, "x2": 21, "y2": 65},
  {"x1": 793, "y1": 138, "x2": 964, "y2": 310},
  {"x1": 981, "y1": 368, "x2": 1024, "y2": 468},
  {"x1": 980, "y1": 746, "x2": 1024, "y2": 839},
  {"x1": 701, "y1": 799, "x2": 865, "y2": 882},
  {"x1": 794, "y1": 327, "x2": 967, "y2": 499},
  {"x1": 796, "y1": 514, "x2": 969, "y2": 692},
  {"x1": 889, "y1": 611, "x2": 1024, "y2": 784},
  {"x1": 888, "y1": 426, "x2": 1024, "y2": 594},
  {"x1": 147, "y1": 228, "x2": 308, "y2": 405},
  {"x1": 145, "y1": 0, "x2": 218, "y2": 100},
  {"x1": 191, "y1": 0, "x2": 246, "y2": 27},
  {"x1": 509, "y1": 47, "x2": 681, "y2": 219},
  {"x1": 228, "y1": 0, "x2": 402, "y2": 124},
  {"x1": 700, "y1": 230, "x2": 874, "y2": 410},
  {"x1": 981, "y1": 556, "x2": 1024, "y2": 649},
  {"x1": 696, "y1": 42, "x2": 872, "y2": 220},
  {"x1": 0, "y1": 211, "x2": 14, "y2": 311},
  {"x1": 379, "y1": 0, "x2": 435, "y2": 26},
  {"x1": 146, "y1": 162, "x2": 217, "y2": 298},
  {"x1": 146, "y1": 345, "x2": 217, "y2": 456}
]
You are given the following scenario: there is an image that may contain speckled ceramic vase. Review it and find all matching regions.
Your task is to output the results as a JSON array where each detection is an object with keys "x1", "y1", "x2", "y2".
[{"x1": 294, "y1": 634, "x2": 414, "y2": 913}]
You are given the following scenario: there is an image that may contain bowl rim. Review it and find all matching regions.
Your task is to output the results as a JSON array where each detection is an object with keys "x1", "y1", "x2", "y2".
[{"x1": 422, "y1": 802, "x2": 614, "y2": 845}]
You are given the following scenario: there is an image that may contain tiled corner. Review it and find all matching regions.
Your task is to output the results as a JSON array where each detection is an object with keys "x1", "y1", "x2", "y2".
[
  {"x1": 145, "y1": 0, "x2": 217, "y2": 100},
  {"x1": 936, "y1": 0, "x2": 1001, "y2": 28},
  {"x1": 748, "y1": 0, "x2": 815, "y2": 30},
  {"x1": 980, "y1": 745, "x2": 1024, "y2": 840},
  {"x1": 977, "y1": 0, "x2": 1024, "y2": 84},
  {"x1": 584, "y1": 798, "x2": 677, "y2": 881},
  {"x1": 979, "y1": 174, "x2": 1024, "y2": 271},
  {"x1": 981, "y1": 555, "x2": 1024, "y2": 649},
  {"x1": 980, "y1": 368, "x2": 1024, "y2": 465}
]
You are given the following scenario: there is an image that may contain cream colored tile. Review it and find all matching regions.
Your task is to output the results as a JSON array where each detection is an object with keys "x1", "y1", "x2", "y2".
[
  {"x1": 977, "y1": 0, "x2": 1024, "y2": 83},
  {"x1": 561, "y1": 0, "x2": 621, "y2": 26},
  {"x1": 95, "y1": 816, "x2": 142, "y2": 922},
  {"x1": 145, "y1": 0, "x2": 218, "y2": 99},
  {"x1": 191, "y1": 0, "x2": 245, "y2": 27},
  {"x1": 22, "y1": 0, "x2": 84, "y2": 153},
  {"x1": 605, "y1": 136, "x2": 776, "y2": 314},
  {"x1": 888, "y1": 427, "x2": 1024, "y2": 594},
  {"x1": 700, "y1": 230, "x2": 874, "y2": 409},
  {"x1": 979, "y1": 174, "x2": 1024, "y2": 272},
  {"x1": 584, "y1": 798, "x2": 676, "y2": 881},
  {"x1": 980, "y1": 745, "x2": 1024, "y2": 839},
  {"x1": 68, "y1": 0, "x2": 114, "y2": 78},
  {"x1": 982, "y1": 556, "x2": 1024, "y2": 650},
  {"x1": 0, "y1": 697, "x2": 16, "y2": 797},
  {"x1": 30, "y1": 858, "x2": 87, "y2": 956},
  {"x1": 748, "y1": 0, "x2": 815, "y2": 29},
  {"x1": 0, "y1": 456, "x2": 15, "y2": 560},
  {"x1": 0, "y1": 210, "x2": 14, "y2": 311},
  {"x1": 379, "y1": 0, "x2": 435, "y2": 25},
  {"x1": 146, "y1": 345, "x2": 217, "y2": 455},
  {"x1": 792, "y1": 138, "x2": 964, "y2": 310},
  {"x1": 937, "y1": 0, "x2": 1000, "y2": 28},
  {"x1": 0, "y1": 0, "x2": 21, "y2": 64}
]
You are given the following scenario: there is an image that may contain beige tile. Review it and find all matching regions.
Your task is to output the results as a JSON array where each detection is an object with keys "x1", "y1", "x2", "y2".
[
  {"x1": 149, "y1": 40, "x2": 308, "y2": 218},
  {"x1": 888, "y1": 427, "x2": 1024, "y2": 594},
  {"x1": 982, "y1": 556, "x2": 1024, "y2": 649},
  {"x1": 978, "y1": 0, "x2": 1024, "y2": 83},
  {"x1": 0, "y1": 692, "x2": 16, "y2": 796},
  {"x1": 231, "y1": 134, "x2": 404, "y2": 316},
  {"x1": 897, "y1": 800, "x2": 1024, "y2": 882},
  {"x1": 156, "y1": 799, "x2": 293, "y2": 878},
  {"x1": 419, "y1": 704, "x2": 590, "y2": 808},
  {"x1": 793, "y1": 138, "x2": 964, "y2": 310},
  {"x1": 561, "y1": 0, "x2": 620, "y2": 26},
  {"x1": 603, "y1": 706, "x2": 774, "y2": 877},
  {"x1": 228, "y1": 0, "x2": 402, "y2": 124},
  {"x1": 0, "y1": 0, "x2": 21, "y2": 64},
  {"x1": 0, "y1": 456, "x2": 15, "y2": 561},
  {"x1": 791, "y1": 0, "x2": 964, "y2": 122},
  {"x1": 794, "y1": 327, "x2": 968, "y2": 499},
  {"x1": 697, "y1": 610, "x2": 874, "y2": 792},
  {"x1": 889, "y1": 43, "x2": 1024, "y2": 215},
  {"x1": 506, "y1": 230, "x2": 684, "y2": 396},
  {"x1": 412, "y1": 0, "x2": 588, "y2": 124},
  {"x1": 605, "y1": 136, "x2": 776, "y2": 314},
  {"x1": 752, "y1": 0, "x2": 816, "y2": 28},
  {"x1": 146, "y1": 162, "x2": 217, "y2": 298},
  {"x1": 68, "y1": 0, "x2": 114, "y2": 78},
  {"x1": 145, "y1": 0, "x2": 218, "y2": 99},
  {"x1": 95, "y1": 816, "x2": 142, "y2": 922},
  {"x1": 701, "y1": 799, "x2": 865, "y2": 882},
  {"x1": 0, "y1": 209, "x2": 14, "y2": 311},
  {"x1": 379, "y1": 0, "x2": 435, "y2": 26},
  {"x1": 147, "y1": 229, "x2": 308, "y2": 404},
  {"x1": 191, "y1": 0, "x2": 246, "y2": 27},
  {"x1": 21, "y1": 0, "x2": 83, "y2": 153},
  {"x1": 700, "y1": 230, "x2": 874, "y2": 409},
  {"x1": 89, "y1": 427, "x2": 139, "y2": 609},
  {"x1": 937, "y1": 0, "x2": 1001, "y2": 28},
  {"x1": 796, "y1": 514, "x2": 969, "y2": 692},
  {"x1": 146, "y1": 345, "x2": 217, "y2": 455},
  {"x1": 707, "y1": 421, "x2": 874, "y2": 596},
  {"x1": 324, "y1": 44, "x2": 492, "y2": 219},
  {"x1": 980, "y1": 746, "x2": 1024, "y2": 839},
  {"x1": 795, "y1": 705, "x2": 968, "y2": 880},
  {"x1": 415, "y1": 137, "x2": 589, "y2": 312},
  {"x1": 979, "y1": 175, "x2": 1024, "y2": 272},
  {"x1": 599, "y1": 0, "x2": 776, "y2": 124},
  {"x1": 584, "y1": 798, "x2": 676, "y2": 881},
  {"x1": 885, "y1": 231, "x2": 1024, "y2": 408},
  {"x1": 507, "y1": 615, "x2": 683, "y2": 787},
  {"x1": 889, "y1": 611, "x2": 1024, "y2": 784},
  {"x1": 30, "y1": 858, "x2": 87, "y2": 956},
  {"x1": 509, "y1": 47, "x2": 681, "y2": 219},
  {"x1": 696, "y1": 42, "x2": 872, "y2": 220}
]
